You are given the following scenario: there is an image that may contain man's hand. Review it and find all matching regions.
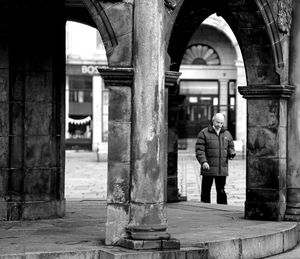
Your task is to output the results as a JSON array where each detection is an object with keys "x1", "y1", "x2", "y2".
[
  {"x1": 229, "y1": 152, "x2": 236, "y2": 160},
  {"x1": 202, "y1": 162, "x2": 210, "y2": 171}
]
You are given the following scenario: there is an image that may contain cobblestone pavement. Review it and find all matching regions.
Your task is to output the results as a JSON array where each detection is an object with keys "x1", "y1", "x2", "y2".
[
  {"x1": 178, "y1": 153, "x2": 246, "y2": 206},
  {"x1": 65, "y1": 150, "x2": 246, "y2": 207}
]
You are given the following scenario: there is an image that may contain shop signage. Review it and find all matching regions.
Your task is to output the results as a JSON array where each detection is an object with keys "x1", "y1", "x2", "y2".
[{"x1": 81, "y1": 65, "x2": 99, "y2": 75}]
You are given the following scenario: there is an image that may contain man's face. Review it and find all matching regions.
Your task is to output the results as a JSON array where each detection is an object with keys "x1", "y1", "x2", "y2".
[{"x1": 212, "y1": 116, "x2": 224, "y2": 130}]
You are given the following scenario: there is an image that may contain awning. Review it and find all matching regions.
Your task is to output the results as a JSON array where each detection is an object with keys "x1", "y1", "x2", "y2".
[{"x1": 68, "y1": 116, "x2": 91, "y2": 125}]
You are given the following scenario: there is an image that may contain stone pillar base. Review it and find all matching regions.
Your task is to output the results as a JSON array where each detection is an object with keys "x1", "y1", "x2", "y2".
[
  {"x1": 118, "y1": 238, "x2": 180, "y2": 250},
  {"x1": 245, "y1": 201, "x2": 285, "y2": 221},
  {"x1": 285, "y1": 214, "x2": 300, "y2": 221},
  {"x1": 0, "y1": 199, "x2": 65, "y2": 221},
  {"x1": 126, "y1": 225, "x2": 170, "y2": 240}
]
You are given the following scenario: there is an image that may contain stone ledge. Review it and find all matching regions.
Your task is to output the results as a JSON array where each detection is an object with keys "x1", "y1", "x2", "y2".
[
  {"x1": 0, "y1": 199, "x2": 65, "y2": 221},
  {"x1": 238, "y1": 84, "x2": 295, "y2": 98},
  {"x1": 0, "y1": 247, "x2": 208, "y2": 259},
  {"x1": 118, "y1": 238, "x2": 180, "y2": 250}
]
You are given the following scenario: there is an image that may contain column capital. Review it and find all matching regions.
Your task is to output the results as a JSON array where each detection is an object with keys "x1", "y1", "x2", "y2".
[
  {"x1": 97, "y1": 66, "x2": 134, "y2": 87},
  {"x1": 238, "y1": 84, "x2": 295, "y2": 99}
]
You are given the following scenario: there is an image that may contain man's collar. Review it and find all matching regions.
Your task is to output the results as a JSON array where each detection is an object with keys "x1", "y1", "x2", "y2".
[
  {"x1": 212, "y1": 125, "x2": 221, "y2": 135},
  {"x1": 209, "y1": 123, "x2": 225, "y2": 133}
]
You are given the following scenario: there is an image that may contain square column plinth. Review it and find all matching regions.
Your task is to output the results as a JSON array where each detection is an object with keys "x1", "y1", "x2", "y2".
[{"x1": 239, "y1": 85, "x2": 294, "y2": 221}]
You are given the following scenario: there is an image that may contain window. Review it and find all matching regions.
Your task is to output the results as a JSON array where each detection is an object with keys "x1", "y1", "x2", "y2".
[{"x1": 69, "y1": 75, "x2": 92, "y2": 103}]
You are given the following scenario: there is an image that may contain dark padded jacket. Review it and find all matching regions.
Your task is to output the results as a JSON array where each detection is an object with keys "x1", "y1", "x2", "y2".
[{"x1": 195, "y1": 124, "x2": 235, "y2": 176}]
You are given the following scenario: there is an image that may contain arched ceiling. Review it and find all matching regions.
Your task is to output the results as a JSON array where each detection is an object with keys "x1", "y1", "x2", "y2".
[{"x1": 167, "y1": 0, "x2": 281, "y2": 84}]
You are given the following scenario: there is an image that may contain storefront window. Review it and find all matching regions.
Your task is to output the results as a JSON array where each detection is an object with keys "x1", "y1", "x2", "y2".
[{"x1": 69, "y1": 75, "x2": 92, "y2": 103}]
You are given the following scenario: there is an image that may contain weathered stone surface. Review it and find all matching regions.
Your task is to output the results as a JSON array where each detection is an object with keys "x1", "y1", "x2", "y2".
[
  {"x1": 247, "y1": 157, "x2": 285, "y2": 189},
  {"x1": 118, "y1": 238, "x2": 180, "y2": 250},
  {"x1": 21, "y1": 199, "x2": 65, "y2": 220},
  {"x1": 11, "y1": 103, "x2": 23, "y2": 136},
  {"x1": 286, "y1": 188, "x2": 300, "y2": 207},
  {"x1": 119, "y1": 238, "x2": 162, "y2": 250},
  {"x1": 24, "y1": 169, "x2": 56, "y2": 201},
  {"x1": 104, "y1": 2, "x2": 133, "y2": 38},
  {"x1": 10, "y1": 136, "x2": 23, "y2": 167},
  {"x1": 11, "y1": 35, "x2": 56, "y2": 71},
  {"x1": 25, "y1": 71, "x2": 53, "y2": 102},
  {"x1": 100, "y1": 248, "x2": 188, "y2": 259},
  {"x1": 207, "y1": 239, "x2": 239, "y2": 259},
  {"x1": 287, "y1": 0, "x2": 300, "y2": 216},
  {"x1": 0, "y1": 102, "x2": 9, "y2": 136},
  {"x1": 0, "y1": 198, "x2": 7, "y2": 221},
  {"x1": 84, "y1": 0, "x2": 133, "y2": 67},
  {"x1": 162, "y1": 238, "x2": 180, "y2": 250},
  {"x1": 245, "y1": 200, "x2": 285, "y2": 220},
  {"x1": 247, "y1": 127, "x2": 278, "y2": 157},
  {"x1": 0, "y1": 136, "x2": 9, "y2": 167},
  {"x1": 106, "y1": 204, "x2": 130, "y2": 245},
  {"x1": 128, "y1": 203, "x2": 167, "y2": 227},
  {"x1": 25, "y1": 136, "x2": 53, "y2": 167},
  {"x1": 108, "y1": 32, "x2": 133, "y2": 67},
  {"x1": 246, "y1": 188, "x2": 279, "y2": 203},
  {"x1": 246, "y1": 64, "x2": 280, "y2": 85},
  {"x1": 109, "y1": 86, "x2": 131, "y2": 122},
  {"x1": 242, "y1": 232, "x2": 283, "y2": 259},
  {"x1": 278, "y1": 126, "x2": 287, "y2": 158},
  {"x1": 0, "y1": 169, "x2": 8, "y2": 196},
  {"x1": 0, "y1": 0, "x2": 65, "y2": 221},
  {"x1": 184, "y1": 247, "x2": 208, "y2": 259},
  {"x1": 25, "y1": 103, "x2": 52, "y2": 135},
  {"x1": 107, "y1": 162, "x2": 130, "y2": 204},
  {"x1": 283, "y1": 224, "x2": 298, "y2": 251},
  {"x1": 10, "y1": 69, "x2": 24, "y2": 101},
  {"x1": 248, "y1": 99, "x2": 279, "y2": 128},
  {"x1": 0, "y1": 69, "x2": 8, "y2": 101},
  {"x1": 9, "y1": 169, "x2": 24, "y2": 200},
  {"x1": 0, "y1": 36, "x2": 8, "y2": 68},
  {"x1": 108, "y1": 122, "x2": 130, "y2": 163}
]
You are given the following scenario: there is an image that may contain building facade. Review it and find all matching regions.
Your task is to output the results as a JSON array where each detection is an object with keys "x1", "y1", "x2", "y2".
[
  {"x1": 66, "y1": 22, "x2": 108, "y2": 155},
  {"x1": 65, "y1": 15, "x2": 247, "y2": 154}
]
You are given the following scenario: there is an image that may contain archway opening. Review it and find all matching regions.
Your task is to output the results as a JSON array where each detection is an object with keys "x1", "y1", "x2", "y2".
[
  {"x1": 175, "y1": 14, "x2": 246, "y2": 206},
  {"x1": 64, "y1": 21, "x2": 108, "y2": 202}
]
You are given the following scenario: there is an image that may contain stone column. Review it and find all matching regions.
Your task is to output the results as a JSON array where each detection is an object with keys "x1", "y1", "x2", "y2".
[
  {"x1": 0, "y1": 2, "x2": 9, "y2": 220},
  {"x1": 286, "y1": 0, "x2": 300, "y2": 219},
  {"x1": 120, "y1": 0, "x2": 180, "y2": 250},
  {"x1": 239, "y1": 85, "x2": 294, "y2": 221},
  {"x1": 97, "y1": 67, "x2": 133, "y2": 245},
  {"x1": 166, "y1": 71, "x2": 183, "y2": 202},
  {"x1": 0, "y1": 1, "x2": 66, "y2": 220}
]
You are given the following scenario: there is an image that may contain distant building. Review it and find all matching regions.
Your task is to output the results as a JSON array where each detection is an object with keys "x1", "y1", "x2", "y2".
[
  {"x1": 65, "y1": 21, "x2": 108, "y2": 156},
  {"x1": 65, "y1": 14, "x2": 247, "y2": 154}
]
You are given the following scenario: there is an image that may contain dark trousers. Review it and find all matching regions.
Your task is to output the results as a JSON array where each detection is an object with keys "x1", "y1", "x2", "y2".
[{"x1": 201, "y1": 176, "x2": 227, "y2": 204}]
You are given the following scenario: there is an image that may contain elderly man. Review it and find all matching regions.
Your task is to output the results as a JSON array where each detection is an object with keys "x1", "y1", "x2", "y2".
[{"x1": 195, "y1": 113, "x2": 236, "y2": 204}]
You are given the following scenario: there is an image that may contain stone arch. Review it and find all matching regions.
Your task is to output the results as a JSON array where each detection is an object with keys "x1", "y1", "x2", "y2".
[
  {"x1": 167, "y1": 0, "x2": 285, "y2": 85},
  {"x1": 80, "y1": 0, "x2": 133, "y2": 67},
  {"x1": 201, "y1": 14, "x2": 243, "y2": 63},
  {"x1": 166, "y1": 0, "x2": 292, "y2": 221}
]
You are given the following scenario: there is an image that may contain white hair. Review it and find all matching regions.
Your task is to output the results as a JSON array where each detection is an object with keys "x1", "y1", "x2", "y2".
[{"x1": 212, "y1": 113, "x2": 225, "y2": 121}]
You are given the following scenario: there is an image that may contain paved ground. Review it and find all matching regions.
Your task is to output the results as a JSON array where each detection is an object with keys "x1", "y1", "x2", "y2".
[
  {"x1": 0, "y1": 200, "x2": 298, "y2": 259},
  {"x1": 63, "y1": 150, "x2": 300, "y2": 258},
  {"x1": 65, "y1": 150, "x2": 246, "y2": 207},
  {"x1": 1, "y1": 150, "x2": 300, "y2": 258}
]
